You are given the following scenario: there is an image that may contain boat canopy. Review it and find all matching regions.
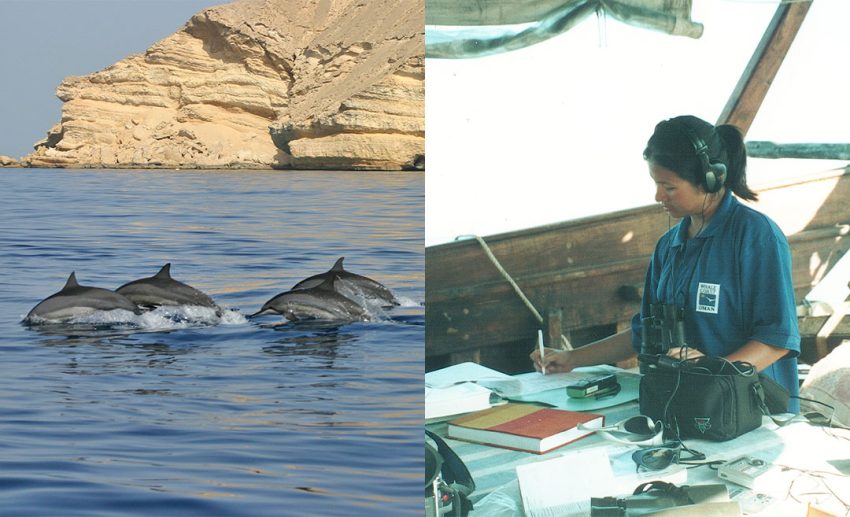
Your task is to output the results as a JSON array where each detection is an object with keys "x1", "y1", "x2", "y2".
[{"x1": 426, "y1": 0, "x2": 703, "y2": 58}]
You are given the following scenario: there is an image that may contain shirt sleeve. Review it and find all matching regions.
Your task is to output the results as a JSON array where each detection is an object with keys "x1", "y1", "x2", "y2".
[{"x1": 738, "y1": 218, "x2": 800, "y2": 354}]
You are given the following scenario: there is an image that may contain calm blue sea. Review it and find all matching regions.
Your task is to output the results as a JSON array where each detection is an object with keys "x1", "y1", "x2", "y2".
[{"x1": 0, "y1": 169, "x2": 424, "y2": 516}]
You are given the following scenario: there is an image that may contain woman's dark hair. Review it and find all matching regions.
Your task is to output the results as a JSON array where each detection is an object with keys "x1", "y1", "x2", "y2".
[{"x1": 643, "y1": 115, "x2": 757, "y2": 201}]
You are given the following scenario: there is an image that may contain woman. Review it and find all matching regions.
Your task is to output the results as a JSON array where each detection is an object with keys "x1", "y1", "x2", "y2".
[{"x1": 531, "y1": 115, "x2": 800, "y2": 412}]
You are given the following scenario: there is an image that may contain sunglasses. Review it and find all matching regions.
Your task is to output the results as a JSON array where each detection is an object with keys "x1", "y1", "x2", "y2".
[
  {"x1": 632, "y1": 443, "x2": 680, "y2": 472},
  {"x1": 631, "y1": 442, "x2": 708, "y2": 472},
  {"x1": 578, "y1": 415, "x2": 665, "y2": 446}
]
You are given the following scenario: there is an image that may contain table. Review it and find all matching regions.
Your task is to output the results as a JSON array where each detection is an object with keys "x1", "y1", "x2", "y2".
[{"x1": 427, "y1": 394, "x2": 850, "y2": 516}]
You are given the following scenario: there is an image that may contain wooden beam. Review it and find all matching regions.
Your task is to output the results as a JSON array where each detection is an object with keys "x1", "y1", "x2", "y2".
[
  {"x1": 746, "y1": 142, "x2": 850, "y2": 160},
  {"x1": 717, "y1": 1, "x2": 812, "y2": 135},
  {"x1": 426, "y1": 168, "x2": 850, "y2": 364}
]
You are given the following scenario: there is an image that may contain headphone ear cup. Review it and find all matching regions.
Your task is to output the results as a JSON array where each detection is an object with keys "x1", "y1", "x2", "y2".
[{"x1": 705, "y1": 163, "x2": 727, "y2": 193}]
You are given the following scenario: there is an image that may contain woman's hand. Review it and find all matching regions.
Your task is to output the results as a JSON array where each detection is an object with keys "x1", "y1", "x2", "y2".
[
  {"x1": 529, "y1": 346, "x2": 576, "y2": 374},
  {"x1": 666, "y1": 347, "x2": 704, "y2": 361}
]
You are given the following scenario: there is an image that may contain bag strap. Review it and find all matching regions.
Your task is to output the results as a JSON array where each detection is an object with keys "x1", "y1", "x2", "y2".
[
  {"x1": 426, "y1": 430, "x2": 475, "y2": 492},
  {"x1": 750, "y1": 381, "x2": 800, "y2": 427},
  {"x1": 425, "y1": 429, "x2": 476, "y2": 517},
  {"x1": 633, "y1": 481, "x2": 696, "y2": 505}
]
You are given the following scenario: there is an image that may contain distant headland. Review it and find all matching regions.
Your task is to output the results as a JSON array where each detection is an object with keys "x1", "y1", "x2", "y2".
[{"x1": 3, "y1": 0, "x2": 423, "y2": 171}]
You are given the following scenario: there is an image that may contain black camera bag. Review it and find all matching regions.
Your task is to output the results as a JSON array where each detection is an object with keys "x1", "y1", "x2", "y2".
[{"x1": 639, "y1": 357, "x2": 784, "y2": 441}]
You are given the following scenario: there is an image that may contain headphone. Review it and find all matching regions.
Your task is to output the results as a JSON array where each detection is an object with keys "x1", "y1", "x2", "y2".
[{"x1": 677, "y1": 122, "x2": 727, "y2": 194}]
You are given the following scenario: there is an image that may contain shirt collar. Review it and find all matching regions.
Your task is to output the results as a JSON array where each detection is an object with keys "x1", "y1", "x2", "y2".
[{"x1": 671, "y1": 190, "x2": 735, "y2": 247}]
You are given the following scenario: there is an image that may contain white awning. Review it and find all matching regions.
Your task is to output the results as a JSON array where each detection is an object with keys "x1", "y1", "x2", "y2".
[{"x1": 426, "y1": 0, "x2": 703, "y2": 58}]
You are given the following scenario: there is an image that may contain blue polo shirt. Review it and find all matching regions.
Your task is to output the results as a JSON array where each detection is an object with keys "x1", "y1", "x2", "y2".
[{"x1": 631, "y1": 190, "x2": 801, "y2": 412}]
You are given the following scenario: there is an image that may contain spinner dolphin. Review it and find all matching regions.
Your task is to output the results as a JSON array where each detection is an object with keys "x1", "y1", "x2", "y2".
[
  {"x1": 292, "y1": 257, "x2": 398, "y2": 308},
  {"x1": 116, "y1": 263, "x2": 218, "y2": 310},
  {"x1": 25, "y1": 272, "x2": 141, "y2": 322},
  {"x1": 250, "y1": 276, "x2": 368, "y2": 322}
]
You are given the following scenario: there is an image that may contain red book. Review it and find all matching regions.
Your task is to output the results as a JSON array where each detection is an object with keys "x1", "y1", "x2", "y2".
[{"x1": 447, "y1": 403, "x2": 604, "y2": 454}]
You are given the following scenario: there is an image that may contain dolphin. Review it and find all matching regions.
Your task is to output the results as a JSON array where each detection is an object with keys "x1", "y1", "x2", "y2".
[
  {"x1": 115, "y1": 263, "x2": 218, "y2": 310},
  {"x1": 292, "y1": 257, "x2": 398, "y2": 307},
  {"x1": 250, "y1": 276, "x2": 368, "y2": 322},
  {"x1": 25, "y1": 272, "x2": 142, "y2": 322}
]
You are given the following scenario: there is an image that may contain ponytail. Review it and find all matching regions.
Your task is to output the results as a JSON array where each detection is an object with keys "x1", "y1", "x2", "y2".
[{"x1": 716, "y1": 124, "x2": 757, "y2": 201}]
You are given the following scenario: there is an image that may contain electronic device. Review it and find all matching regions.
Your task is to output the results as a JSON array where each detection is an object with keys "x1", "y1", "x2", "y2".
[
  {"x1": 717, "y1": 456, "x2": 771, "y2": 488},
  {"x1": 717, "y1": 455, "x2": 794, "y2": 497},
  {"x1": 567, "y1": 374, "x2": 618, "y2": 398}
]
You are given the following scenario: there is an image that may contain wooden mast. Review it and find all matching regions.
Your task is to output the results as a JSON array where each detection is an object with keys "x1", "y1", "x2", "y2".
[{"x1": 717, "y1": 1, "x2": 813, "y2": 135}]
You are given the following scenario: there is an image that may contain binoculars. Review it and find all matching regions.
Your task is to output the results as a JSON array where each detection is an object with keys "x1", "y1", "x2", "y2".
[{"x1": 639, "y1": 303, "x2": 687, "y2": 373}]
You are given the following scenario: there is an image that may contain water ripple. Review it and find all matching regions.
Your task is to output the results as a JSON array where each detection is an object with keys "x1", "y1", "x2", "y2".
[{"x1": 0, "y1": 169, "x2": 423, "y2": 517}]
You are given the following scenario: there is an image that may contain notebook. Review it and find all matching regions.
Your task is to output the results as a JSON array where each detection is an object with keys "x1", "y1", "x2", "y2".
[
  {"x1": 447, "y1": 403, "x2": 603, "y2": 454},
  {"x1": 426, "y1": 381, "x2": 495, "y2": 420}
]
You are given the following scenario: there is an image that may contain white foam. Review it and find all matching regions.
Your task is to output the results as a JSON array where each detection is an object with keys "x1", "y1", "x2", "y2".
[
  {"x1": 27, "y1": 305, "x2": 249, "y2": 330},
  {"x1": 219, "y1": 308, "x2": 250, "y2": 325},
  {"x1": 395, "y1": 296, "x2": 421, "y2": 308}
]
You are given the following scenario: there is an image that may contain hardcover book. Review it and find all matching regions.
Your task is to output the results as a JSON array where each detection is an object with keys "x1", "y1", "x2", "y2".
[{"x1": 447, "y1": 403, "x2": 604, "y2": 454}]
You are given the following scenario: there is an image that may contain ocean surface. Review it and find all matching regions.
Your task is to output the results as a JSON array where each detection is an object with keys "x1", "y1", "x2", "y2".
[{"x1": 0, "y1": 169, "x2": 424, "y2": 516}]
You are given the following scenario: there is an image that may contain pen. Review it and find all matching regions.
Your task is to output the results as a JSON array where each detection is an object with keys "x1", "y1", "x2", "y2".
[{"x1": 538, "y1": 329, "x2": 546, "y2": 375}]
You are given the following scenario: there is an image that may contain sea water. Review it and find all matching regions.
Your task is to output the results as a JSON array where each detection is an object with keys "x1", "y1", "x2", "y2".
[{"x1": 0, "y1": 169, "x2": 423, "y2": 516}]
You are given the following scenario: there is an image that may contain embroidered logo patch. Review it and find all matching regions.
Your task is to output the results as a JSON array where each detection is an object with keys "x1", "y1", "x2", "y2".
[
  {"x1": 694, "y1": 417, "x2": 712, "y2": 434},
  {"x1": 696, "y1": 282, "x2": 720, "y2": 314}
]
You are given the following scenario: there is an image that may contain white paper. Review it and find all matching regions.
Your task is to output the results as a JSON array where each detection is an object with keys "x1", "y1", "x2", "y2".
[
  {"x1": 495, "y1": 371, "x2": 591, "y2": 398},
  {"x1": 425, "y1": 362, "x2": 513, "y2": 388},
  {"x1": 516, "y1": 448, "x2": 613, "y2": 517},
  {"x1": 425, "y1": 361, "x2": 592, "y2": 399},
  {"x1": 511, "y1": 370, "x2": 641, "y2": 411},
  {"x1": 516, "y1": 445, "x2": 690, "y2": 517}
]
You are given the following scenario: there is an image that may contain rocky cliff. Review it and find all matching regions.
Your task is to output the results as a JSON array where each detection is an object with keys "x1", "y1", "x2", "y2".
[{"x1": 23, "y1": 0, "x2": 423, "y2": 170}]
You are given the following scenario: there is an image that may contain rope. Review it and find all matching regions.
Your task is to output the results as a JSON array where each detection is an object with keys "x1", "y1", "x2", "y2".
[{"x1": 461, "y1": 234, "x2": 573, "y2": 351}]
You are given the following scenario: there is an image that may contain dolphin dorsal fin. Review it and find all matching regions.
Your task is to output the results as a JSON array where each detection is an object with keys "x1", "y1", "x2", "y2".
[
  {"x1": 155, "y1": 263, "x2": 172, "y2": 279},
  {"x1": 317, "y1": 276, "x2": 337, "y2": 291},
  {"x1": 331, "y1": 257, "x2": 345, "y2": 272},
  {"x1": 63, "y1": 272, "x2": 80, "y2": 290}
]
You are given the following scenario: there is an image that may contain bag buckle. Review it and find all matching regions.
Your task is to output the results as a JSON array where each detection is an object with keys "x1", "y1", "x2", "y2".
[{"x1": 751, "y1": 382, "x2": 770, "y2": 415}]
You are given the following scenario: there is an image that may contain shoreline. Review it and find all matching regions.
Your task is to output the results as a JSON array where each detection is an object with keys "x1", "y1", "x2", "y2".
[{"x1": 0, "y1": 161, "x2": 425, "y2": 172}]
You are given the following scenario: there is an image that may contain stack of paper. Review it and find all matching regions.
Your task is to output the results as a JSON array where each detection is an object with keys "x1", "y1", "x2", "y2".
[
  {"x1": 425, "y1": 362, "x2": 510, "y2": 420},
  {"x1": 425, "y1": 382, "x2": 494, "y2": 420}
]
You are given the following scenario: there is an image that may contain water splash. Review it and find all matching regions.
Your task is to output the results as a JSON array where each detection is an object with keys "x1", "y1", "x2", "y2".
[
  {"x1": 24, "y1": 305, "x2": 249, "y2": 331},
  {"x1": 395, "y1": 296, "x2": 422, "y2": 308}
]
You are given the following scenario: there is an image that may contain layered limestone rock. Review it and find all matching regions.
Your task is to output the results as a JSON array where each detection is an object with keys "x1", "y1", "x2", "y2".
[
  {"x1": 24, "y1": 0, "x2": 423, "y2": 170},
  {"x1": 1, "y1": 155, "x2": 20, "y2": 167}
]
